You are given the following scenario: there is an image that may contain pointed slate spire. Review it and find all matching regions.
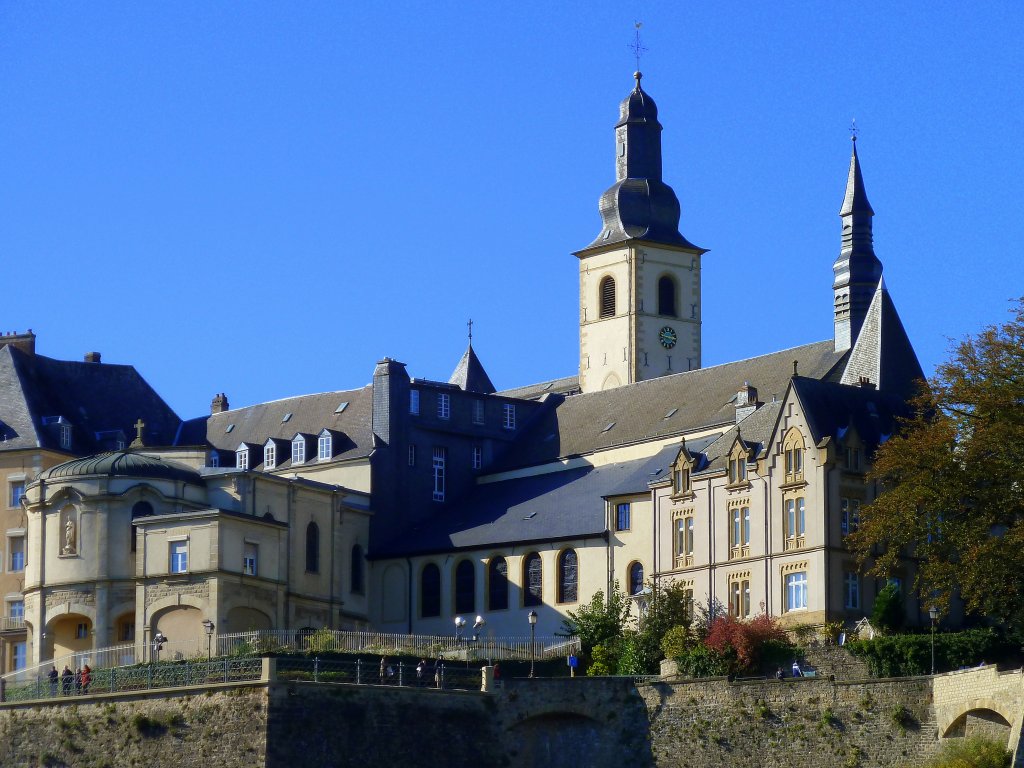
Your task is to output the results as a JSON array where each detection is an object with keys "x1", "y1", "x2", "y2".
[
  {"x1": 448, "y1": 342, "x2": 496, "y2": 394},
  {"x1": 833, "y1": 137, "x2": 883, "y2": 352},
  {"x1": 581, "y1": 72, "x2": 704, "y2": 253}
]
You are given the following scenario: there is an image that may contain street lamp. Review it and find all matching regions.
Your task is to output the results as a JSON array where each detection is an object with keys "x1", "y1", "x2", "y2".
[
  {"x1": 929, "y1": 606, "x2": 938, "y2": 675},
  {"x1": 472, "y1": 615, "x2": 487, "y2": 666},
  {"x1": 528, "y1": 610, "x2": 538, "y2": 678},
  {"x1": 201, "y1": 619, "x2": 215, "y2": 662}
]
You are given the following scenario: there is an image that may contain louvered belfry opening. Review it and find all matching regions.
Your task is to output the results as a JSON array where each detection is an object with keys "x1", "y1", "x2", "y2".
[
  {"x1": 599, "y1": 276, "x2": 616, "y2": 318},
  {"x1": 658, "y1": 275, "x2": 677, "y2": 317}
]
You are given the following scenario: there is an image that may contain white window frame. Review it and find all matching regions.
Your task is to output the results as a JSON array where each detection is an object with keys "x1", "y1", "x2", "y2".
[
  {"x1": 236, "y1": 448, "x2": 249, "y2": 471},
  {"x1": 503, "y1": 403, "x2": 516, "y2": 430},
  {"x1": 292, "y1": 438, "x2": 306, "y2": 465},
  {"x1": 432, "y1": 447, "x2": 446, "y2": 502},
  {"x1": 438, "y1": 393, "x2": 450, "y2": 420},
  {"x1": 8, "y1": 482, "x2": 25, "y2": 509},
  {"x1": 472, "y1": 446, "x2": 482, "y2": 470},
  {"x1": 318, "y1": 432, "x2": 332, "y2": 460},
  {"x1": 169, "y1": 540, "x2": 188, "y2": 574},
  {"x1": 243, "y1": 542, "x2": 258, "y2": 576},
  {"x1": 264, "y1": 443, "x2": 276, "y2": 470},
  {"x1": 59, "y1": 423, "x2": 72, "y2": 449},
  {"x1": 8, "y1": 599, "x2": 24, "y2": 620},
  {"x1": 785, "y1": 571, "x2": 808, "y2": 611}
]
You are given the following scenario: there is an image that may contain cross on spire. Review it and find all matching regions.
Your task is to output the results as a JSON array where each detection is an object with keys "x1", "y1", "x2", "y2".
[
  {"x1": 849, "y1": 118, "x2": 859, "y2": 142},
  {"x1": 628, "y1": 21, "x2": 647, "y2": 73},
  {"x1": 467, "y1": 318, "x2": 473, "y2": 343}
]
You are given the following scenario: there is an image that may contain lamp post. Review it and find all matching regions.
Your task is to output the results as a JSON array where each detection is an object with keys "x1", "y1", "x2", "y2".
[
  {"x1": 472, "y1": 615, "x2": 487, "y2": 666},
  {"x1": 201, "y1": 619, "x2": 214, "y2": 661},
  {"x1": 929, "y1": 606, "x2": 938, "y2": 675},
  {"x1": 454, "y1": 616, "x2": 466, "y2": 664},
  {"x1": 528, "y1": 610, "x2": 538, "y2": 678}
]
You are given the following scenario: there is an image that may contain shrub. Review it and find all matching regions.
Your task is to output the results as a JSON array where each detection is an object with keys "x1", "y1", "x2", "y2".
[
  {"x1": 847, "y1": 628, "x2": 1006, "y2": 677},
  {"x1": 872, "y1": 583, "x2": 905, "y2": 633},
  {"x1": 674, "y1": 643, "x2": 730, "y2": 678},
  {"x1": 917, "y1": 736, "x2": 1011, "y2": 768},
  {"x1": 660, "y1": 625, "x2": 693, "y2": 660},
  {"x1": 587, "y1": 643, "x2": 619, "y2": 676},
  {"x1": 704, "y1": 613, "x2": 793, "y2": 674}
]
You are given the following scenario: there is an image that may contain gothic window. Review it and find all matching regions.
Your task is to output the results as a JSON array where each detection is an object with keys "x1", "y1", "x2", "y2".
[
  {"x1": 351, "y1": 545, "x2": 365, "y2": 594},
  {"x1": 488, "y1": 557, "x2": 508, "y2": 611},
  {"x1": 558, "y1": 549, "x2": 578, "y2": 603},
  {"x1": 785, "y1": 498, "x2": 806, "y2": 549},
  {"x1": 783, "y1": 429, "x2": 805, "y2": 482},
  {"x1": 421, "y1": 563, "x2": 441, "y2": 618},
  {"x1": 455, "y1": 560, "x2": 475, "y2": 614},
  {"x1": 629, "y1": 562, "x2": 644, "y2": 595},
  {"x1": 523, "y1": 552, "x2": 542, "y2": 607},
  {"x1": 305, "y1": 522, "x2": 320, "y2": 573},
  {"x1": 729, "y1": 578, "x2": 751, "y2": 618},
  {"x1": 658, "y1": 275, "x2": 677, "y2": 317},
  {"x1": 599, "y1": 276, "x2": 616, "y2": 318}
]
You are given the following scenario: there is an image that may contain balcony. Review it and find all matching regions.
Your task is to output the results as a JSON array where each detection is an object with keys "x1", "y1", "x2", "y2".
[{"x1": 0, "y1": 617, "x2": 26, "y2": 632}]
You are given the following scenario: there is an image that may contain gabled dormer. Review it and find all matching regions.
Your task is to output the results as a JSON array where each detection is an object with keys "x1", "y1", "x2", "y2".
[
  {"x1": 290, "y1": 432, "x2": 316, "y2": 465},
  {"x1": 726, "y1": 433, "x2": 754, "y2": 490},
  {"x1": 671, "y1": 441, "x2": 697, "y2": 500},
  {"x1": 235, "y1": 442, "x2": 262, "y2": 471},
  {"x1": 263, "y1": 438, "x2": 290, "y2": 470},
  {"x1": 318, "y1": 429, "x2": 344, "y2": 461},
  {"x1": 42, "y1": 415, "x2": 73, "y2": 451}
]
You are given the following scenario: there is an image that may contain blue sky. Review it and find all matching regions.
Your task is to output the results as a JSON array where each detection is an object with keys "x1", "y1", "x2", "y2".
[{"x1": 2, "y1": 3, "x2": 1021, "y2": 418}]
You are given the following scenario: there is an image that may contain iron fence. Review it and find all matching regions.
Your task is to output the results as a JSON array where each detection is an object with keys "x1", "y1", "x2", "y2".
[
  {"x1": 2, "y1": 657, "x2": 263, "y2": 704},
  {"x1": 275, "y1": 657, "x2": 482, "y2": 692},
  {"x1": 217, "y1": 629, "x2": 579, "y2": 663}
]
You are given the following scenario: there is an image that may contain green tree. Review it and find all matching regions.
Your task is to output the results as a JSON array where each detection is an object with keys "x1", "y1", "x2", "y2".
[
  {"x1": 561, "y1": 583, "x2": 630, "y2": 663},
  {"x1": 872, "y1": 583, "x2": 905, "y2": 633},
  {"x1": 849, "y1": 298, "x2": 1024, "y2": 628}
]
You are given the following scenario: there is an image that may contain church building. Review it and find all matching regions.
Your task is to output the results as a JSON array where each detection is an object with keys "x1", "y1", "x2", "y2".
[{"x1": 3, "y1": 68, "x2": 928, "y2": 670}]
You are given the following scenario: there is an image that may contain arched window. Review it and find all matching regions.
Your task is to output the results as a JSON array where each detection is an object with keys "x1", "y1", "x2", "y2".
[
  {"x1": 558, "y1": 549, "x2": 578, "y2": 603},
  {"x1": 350, "y1": 545, "x2": 365, "y2": 594},
  {"x1": 783, "y1": 428, "x2": 806, "y2": 481},
  {"x1": 130, "y1": 501, "x2": 153, "y2": 553},
  {"x1": 629, "y1": 562, "x2": 645, "y2": 595},
  {"x1": 658, "y1": 276, "x2": 677, "y2": 317},
  {"x1": 455, "y1": 560, "x2": 475, "y2": 613},
  {"x1": 421, "y1": 563, "x2": 441, "y2": 617},
  {"x1": 488, "y1": 557, "x2": 508, "y2": 611},
  {"x1": 305, "y1": 522, "x2": 320, "y2": 573},
  {"x1": 599, "y1": 276, "x2": 616, "y2": 318},
  {"x1": 523, "y1": 552, "x2": 542, "y2": 607}
]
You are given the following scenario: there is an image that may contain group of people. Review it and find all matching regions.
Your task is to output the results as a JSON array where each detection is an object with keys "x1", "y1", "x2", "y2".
[
  {"x1": 378, "y1": 656, "x2": 446, "y2": 688},
  {"x1": 47, "y1": 664, "x2": 91, "y2": 696}
]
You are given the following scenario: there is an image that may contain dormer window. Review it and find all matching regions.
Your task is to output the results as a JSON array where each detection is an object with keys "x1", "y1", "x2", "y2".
[
  {"x1": 264, "y1": 441, "x2": 277, "y2": 470},
  {"x1": 671, "y1": 446, "x2": 695, "y2": 497},
  {"x1": 237, "y1": 447, "x2": 249, "y2": 471},
  {"x1": 59, "y1": 423, "x2": 72, "y2": 450},
  {"x1": 845, "y1": 446, "x2": 861, "y2": 471},
  {"x1": 783, "y1": 428, "x2": 805, "y2": 482},
  {"x1": 727, "y1": 441, "x2": 751, "y2": 487},
  {"x1": 318, "y1": 430, "x2": 332, "y2": 460},
  {"x1": 292, "y1": 436, "x2": 306, "y2": 464}
]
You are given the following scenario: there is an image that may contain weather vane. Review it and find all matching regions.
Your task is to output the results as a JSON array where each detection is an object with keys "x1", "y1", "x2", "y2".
[
  {"x1": 849, "y1": 118, "x2": 859, "y2": 142},
  {"x1": 628, "y1": 21, "x2": 647, "y2": 72},
  {"x1": 467, "y1": 318, "x2": 473, "y2": 343}
]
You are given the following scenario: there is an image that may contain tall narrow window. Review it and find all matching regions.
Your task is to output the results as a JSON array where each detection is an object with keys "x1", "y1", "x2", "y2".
[
  {"x1": 432, "y1": 447, "x2": 446, "y2": 502},
  {"x1": 438, "y1": 392, "x2": 450, "y2": 419},
  {"x1": 844, "y1": 572, "x2": 860, "y2": 609},
  {"x1": 243, "y1": 542, "x2": 258, "y2": 576},
  {"x1": 599, "y1": 276, "x2": 616, "y2": 318},
  {"x1": 305, "y1": 522, "x2": 320, "y2": 573},
  {"x1": 318, "y1": 431, "x2": 332, "y2": 460},
  {"x1": 472, "y1": 400, "x2": 485, "y2": 425},
  {"x1": 410, "y1": 389, "x2": 420, "y2": 415},
  {"x1": 658, "y1": 276, "x2": 677, "y2": 317},
  {"x1": 783, "y1": 429, "x2": 805, "y2": 481},
  {"x1": 558, "y1": 549, "x2": 578, "y2": 603},
  {"x1": 408, "y1": 444, "x2": 416, "y2": 466},
  {"x1": 503, "y1": 404, "x2": 516, "y2": 430},
  {"x1": 616, "y1": 503, "x2": 631, "y2": 532},
  {"x1": 351, "y1": 545, "x2": 365, "y2": 593},
  {"x1": 292, "y1": 437, "x2": 306, "y2": 465},
  {"x1": 8, "y1": 482, "x2": 24, "y2": 508},
  {"x1": 524, "y1": 552, "x2": 542, "y2": 607},
  {"x1": 455, "y1": 560, "x2": 475, "y2": 613},
  {"x1": 169, "y1": 541, "x2": 188, "y2": 574},
  {"x1": 488, "y1": 557, "x2": 509, "y2": 611},
  {"x1": 785, "y1": 498, "x2": 806, "y2": 548},
  {"x1": 59, "y1": 424, "x2": 72, "y2": 450},
  {"x1": 729, "y1": 579, "x2": 751, "y2": 618},
  {"x1": 264, "y1": 443, "x2": 276, "y2": 469},
  {"x1": 743, "y1": 507, "x2": 751, "y2": 546},
  {"x1": 629, "y1": 562, "x2": 644, "y2": 596},
  {"x1": 472, "y1": 446, "x2": 482, "y2": 470},
  {"x1": 236, "y1": 448, "x2": 249, "y2": 471},
  {"x1": 421, "y1": 564, "x2": 441, "y2": 618},
  {"x1": 9, "y1": 536, "x2": 25, "y2": 571},
  {"x1": 841, "y1": 498, "x2": 861, "y2": 536}
]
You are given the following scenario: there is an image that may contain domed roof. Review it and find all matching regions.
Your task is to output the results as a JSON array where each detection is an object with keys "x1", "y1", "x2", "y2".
[
  {"x1": 618, "y1": 72, "x2": 659, "y2": 125},
  {"x1": 38, "y1": 450, "x2": 202, "y2": 484}
]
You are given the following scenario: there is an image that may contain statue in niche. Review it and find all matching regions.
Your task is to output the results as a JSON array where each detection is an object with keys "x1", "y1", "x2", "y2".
[{"x1": 62, "y1": 517, "x2": 76, "y2": 555}]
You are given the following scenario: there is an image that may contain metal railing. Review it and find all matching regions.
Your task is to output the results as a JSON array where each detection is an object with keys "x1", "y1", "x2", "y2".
[
  {"x1": 216, "y1": 629, "x2": 580, "y2": 662},
  {"x1": 275, "y1": 657, "x2": 482, "y2": 692},
  {"x1": 2, "y1": 657, "x2": 264, "y2": 703},
  {"x1": 0, "y1": 617, "x2": 25, "y2": 632}
]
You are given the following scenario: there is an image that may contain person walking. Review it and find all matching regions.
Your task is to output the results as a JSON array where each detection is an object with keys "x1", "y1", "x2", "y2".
[
  {"x1": 791, "y1": 660, "x2": 802, "y2": 678},
  {"x1": 47, "y1": 666, "x2": 59, "y2": 696},
  {"x1": 434, "y1": 658, "x2": 442, "y2": 689},
  {"x1": 416, "y1": 659, "x2": 426, "y2": 687},
  {"x1": 81, "y1": 664, "x2": 92, "y2": 694},
  {"x1": 61, "y1": 666, "x2": 73, "y2": 696},
  {"x1": 379, "y1": 656, "x2": 387, "y2": 685}
]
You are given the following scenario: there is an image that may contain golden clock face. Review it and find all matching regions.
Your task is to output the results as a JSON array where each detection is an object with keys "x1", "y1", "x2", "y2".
[{"x1": 659, "y1": 326, "x2": 678, "y2": 349}]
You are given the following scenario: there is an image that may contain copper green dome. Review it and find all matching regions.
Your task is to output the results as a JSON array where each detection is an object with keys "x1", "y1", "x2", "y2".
[{"x1": 38, "y1": 450, "x2": 202, "y2": 484}]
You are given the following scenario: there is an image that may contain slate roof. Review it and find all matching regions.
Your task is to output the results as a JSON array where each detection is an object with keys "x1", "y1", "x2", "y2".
[
  {"x1": 840, "y1": 139, "x2": 874, "y2": 216},
  {"x1": 792, "y1": 376, "x2": 908, "y2": 455},
  {"x1": 371, "y1": 458, "x2": 650, "y2": 558},
  {"x1": 198, "y1": 386, "x2": 375, "y2": 469},
  {"x1": 38, "y1": 450, "x2": 202, "y2": 484},
  {"x1": 603, "y1": 433, "x2": 721, "y2": 497},
  {"x1": 0, "y1": 345, "x2": 180, "y2": 454},
  {"x1": 696, "y1": 400, "x2": 784, "y2": 474},
  {"x1": 497, "y1": 375, "x2": 580, "y2": 401},
  {"x1": 448, "y1": 343, "x2": 496, "y2": 394},
  {"x1": 840, "y1": 281, "x2": 925, "y2": 401},
  {"x1": 495, "y1": 340, "x2": 847, "y2": 470}
]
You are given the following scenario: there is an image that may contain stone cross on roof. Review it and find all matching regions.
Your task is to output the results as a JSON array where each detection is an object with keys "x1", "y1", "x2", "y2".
[{"x1": 130, "y1": 418, "x2": 146, "y2": 448}]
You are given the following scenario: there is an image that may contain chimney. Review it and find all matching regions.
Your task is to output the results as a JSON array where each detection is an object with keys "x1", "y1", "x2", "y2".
[
  {"x1": 735, "y1": 382, "x2": 759, "y2": 424},
  {"x1": 84, "y1": 352, "x2": 101, "y2": 363},
  {"x1": 0, "y1": 330, "x2": 36, "y2": 357},
  {"x1": 211, "y1": 393, "x2": 230, "y2": 414},
  {"x1": 857, "y1": 376, "x2": 876, "y2": 390}
]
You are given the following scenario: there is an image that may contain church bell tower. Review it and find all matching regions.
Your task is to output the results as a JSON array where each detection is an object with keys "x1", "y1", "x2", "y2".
[{"x1": 574, "y1": 72, "x2": 706, "y2": 393}]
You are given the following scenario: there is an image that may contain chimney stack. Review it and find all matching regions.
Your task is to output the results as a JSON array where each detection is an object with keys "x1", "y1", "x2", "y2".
[
  {"x1": 0, "y1": 330, "x2": 36, "y2": 357},
  {"x1": 211, "y1": 393, "x2": 230, "y2": 414},
  {"x1": 84, "y1": 352, "x2": 101, "y2": 363},
  {"x1": 735, "y1": 382, "x2": 759, "y2": 423}
]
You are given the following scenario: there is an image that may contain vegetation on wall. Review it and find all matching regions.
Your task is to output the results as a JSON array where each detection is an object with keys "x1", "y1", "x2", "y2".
[
  {"x1": 846, "y1": 628, "x2": 1010, "y2": 678},
  {"x1": 913, "y1": 735, "x2": 1012, "y2": 768},
  {"x1": 849, "y1": 298, "x2": 1024, "y2": 629}
]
